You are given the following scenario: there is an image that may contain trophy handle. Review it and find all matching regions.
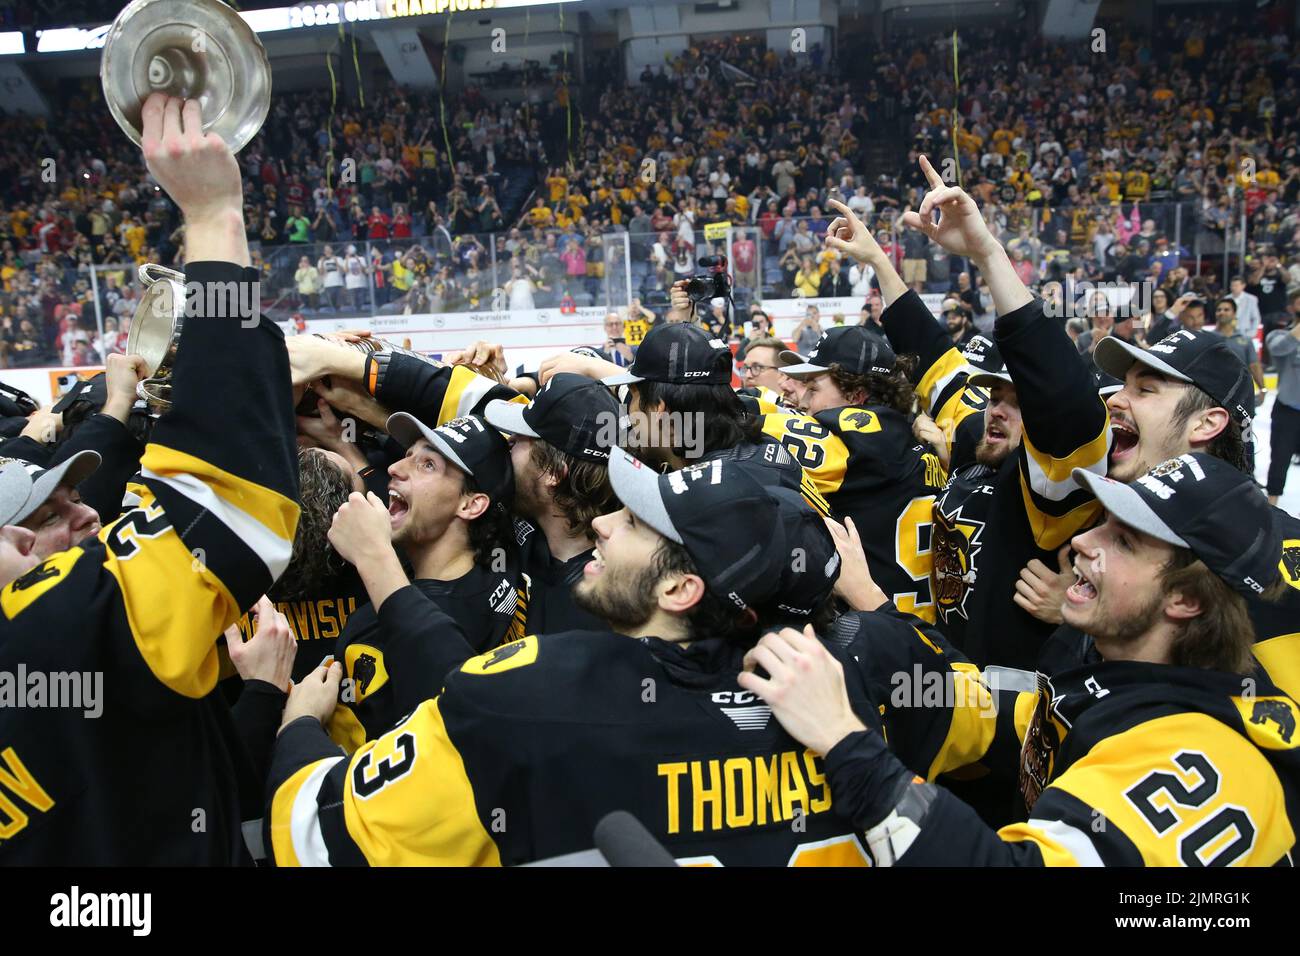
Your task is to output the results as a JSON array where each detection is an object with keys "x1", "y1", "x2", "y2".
[
  {"x1": 137, "y1": 379, "x2": 172, "y2": 412},
  {"x1": 139, "y1": 263, "x2": 186, "y2": 287}
]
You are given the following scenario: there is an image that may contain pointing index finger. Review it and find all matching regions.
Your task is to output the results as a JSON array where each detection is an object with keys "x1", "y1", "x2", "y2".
[
  {"x1": 919, "y1": 154, "x2": 945, "y2": 190},
  {"x1": 826, "y1": 197, "x2": 855, "y2": 222}
]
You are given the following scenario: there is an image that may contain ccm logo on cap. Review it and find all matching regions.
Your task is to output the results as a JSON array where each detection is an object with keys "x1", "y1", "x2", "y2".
[{"x1": 683, "y1": 370, "x2": 713, "y2": 378}]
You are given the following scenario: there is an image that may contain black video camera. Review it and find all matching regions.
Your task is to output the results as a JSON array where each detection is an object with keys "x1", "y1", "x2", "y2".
[{"x1": 683, "y1": 255, "x2": 732, "y2": 303}]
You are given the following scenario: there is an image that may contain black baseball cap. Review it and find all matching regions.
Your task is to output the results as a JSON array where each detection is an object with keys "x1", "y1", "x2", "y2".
[
  {"x1": 0, "y1": 452, "x2": 101, "y2": 526},
  {"x1": 768, "y1": 486, "x2": 840, "y2": 619},
  {"x1": 607, "y1": 447, "x2": 787, "y2": 612},
  {"x1": 962, "y1": 334, "x2": 1013, "y2": 388},
  {"x1": 1073, "y1": 453, "x2": 1287, "y2": 598},
  {"x1": 781, "y1": 325, "x2": 897, "y2": 378},
  {"x1": 386, "y1": 413, "x2": 514, "y2": 508},
  {"x1": 1095, "y1": 329, "x2": 1255, "y2": 434},
  {"x1": 601, "y1": 323, "x2": 732, "y2": 386},
  {"x1": 484, "y1": 373, "x2": 621, "y2": 463}
]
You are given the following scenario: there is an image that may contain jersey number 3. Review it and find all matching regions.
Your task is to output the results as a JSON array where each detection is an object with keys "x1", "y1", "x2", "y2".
[{"x1": 353, "y1": 732, "x2": 417, "y2": 799}]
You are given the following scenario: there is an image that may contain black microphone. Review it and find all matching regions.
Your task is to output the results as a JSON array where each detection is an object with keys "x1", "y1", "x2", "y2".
[{"x1": 593, "y1": 811, "x2": 679, "y2": 867}]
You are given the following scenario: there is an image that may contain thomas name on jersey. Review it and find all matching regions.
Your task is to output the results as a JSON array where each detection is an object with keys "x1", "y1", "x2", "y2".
[{"x1": 657, "y1": 748, "x2": 832, "y2": 834}]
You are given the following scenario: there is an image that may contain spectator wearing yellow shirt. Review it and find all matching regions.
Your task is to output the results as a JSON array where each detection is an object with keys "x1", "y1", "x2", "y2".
[
  {"x1": 992, "y1": 127, "x2": 1015, "y2": 156},
  {"x1": 1100, "y1": 160, "x2": 1124, "y2": 203},
  {"x1": 124, "y1": 220, "x2": 146, "y2": 260},
  {"x1": 566, "y1": 191, "x2": 589, "y2": 219},
  {"x1": 793, "y1": 255, "x2": 820, "y2": 298},
  {"x1": 731, "y1": 191, "x2": 750, "y2": 220},
  {"x1": 391, "y1": 256, "x2": 413, "y2": 297},
  {"x1": 1124, "y1": 167, "x2": 1150, "y2": 201},
  {"x1": 546, "y1": 168, "x2": 568, "y2": 203},
  {"x1": 523, "y1": 196, "x2": 554, "y2": 228}
]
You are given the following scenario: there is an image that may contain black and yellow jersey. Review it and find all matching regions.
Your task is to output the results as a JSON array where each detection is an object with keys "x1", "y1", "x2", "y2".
[
  {"x1": 268, "y1": 625, "x2": 884, "y2": 866},
  {"x1": 761, "y1": 406, "x2": 947, "y2": 622},
  {"x1": 826, "y1": 605, "x2": 1002, "y2": 785},
  {"x1": 366, "y1": 353, "x2": 526, "y2": 428},
  {"x1": 879, "y1": 290, "x2": 989, "y2": 460},
  {"x1": 327, "y1": 568, "x2": 529, "y2": 752},
  {"x1": 703, "y1": 434, "x2": 832, "y2": 519},
  {"x1": 737, "y1": 385, "x2": 788, "y2": 416},
  {"x1": 1241, "y1": 511, "x2": 1300, "y2": 701},
  {"x1": 931, "y1": 463, "x2": 998, "y2": 648},
  {"x1": 231, "y1": 570, "x2": 369, "y2": 683},
  {"x1": 0, "y1": 261, "x2": 300, "y2": 865},
  {"x1": 513, "y1": 518, "x2": 603, "y2": 633},
  {"x1": 943, "y1": 298, "x2": 1110, "y2": 666},
  {"x1": 827, "y1": 659, "x2": 1300, "y2": 866}
]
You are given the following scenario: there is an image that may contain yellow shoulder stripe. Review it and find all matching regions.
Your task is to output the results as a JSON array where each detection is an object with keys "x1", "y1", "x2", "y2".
[{"x1": 1253, "y1": 633, "x2": 1300, "y2": 703}]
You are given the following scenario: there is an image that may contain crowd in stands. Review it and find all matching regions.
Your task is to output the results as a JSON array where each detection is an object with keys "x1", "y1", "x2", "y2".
[{"x1": 3, "y1": 6, "x2": 1300, "y2": 370}]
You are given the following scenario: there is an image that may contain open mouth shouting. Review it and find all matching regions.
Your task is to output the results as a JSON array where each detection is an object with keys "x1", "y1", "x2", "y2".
[
  {"x1": 388, "y1": 489, "x2": 411, "y2": 529},
  {"x1": 584, "y1": 544, "x2": 607, "y2": 578},
  {"x1": 984, "y1": 420, "x2": 1009, "y2": 446},
  {"x1": 1109, "y1": 416, "x2": 1139, "y2": 466},
  {"x1": 1066, "y1": 561, "x2": 1098, "y2": 606}
]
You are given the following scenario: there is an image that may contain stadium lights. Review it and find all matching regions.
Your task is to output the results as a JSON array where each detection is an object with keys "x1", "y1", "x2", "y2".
[{"x1": 13, "y1": 0, "x2": 579, "y2": 55}]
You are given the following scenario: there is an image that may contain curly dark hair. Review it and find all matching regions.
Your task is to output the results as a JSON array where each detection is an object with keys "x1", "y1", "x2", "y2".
[
  {"x1": 462, "y1": 471, "x2": 519, "y2": 571},
  {"x1": 528, "y1": 439, "x2": 617, "y2": 540},
  {"x1": 269, "y1": 448, "x2": 355, "y2": 602},
  {"x1": 827, "y1": 355, "x2": 918, "y2": 416}
]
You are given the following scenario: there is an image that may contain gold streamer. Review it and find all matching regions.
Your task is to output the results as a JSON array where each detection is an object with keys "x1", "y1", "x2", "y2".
[
  {"x1": 560, "y1": 2, "x2": 572, "y2": 168},
  {"x1": 950, "y1": 30, "x2": 963, "y2": 188},
  {"x1": 325, "y1": 49, "x2": 338, "y2": 190},
  {"x1": 439, "y1": 11, "x2": 455, "y2": 171}
]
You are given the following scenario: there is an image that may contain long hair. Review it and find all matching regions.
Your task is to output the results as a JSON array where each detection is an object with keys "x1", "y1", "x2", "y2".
[
  {"x1": 528, "y1": 439, "x2": 617, "y2": 539},
  {"x1": 827, "y1": 355, "x2": 918, "y2": 415},
  {"x1": 270, "y1": 449, "x2": 355, "y2": 602},
  {"x1": 1159, "y1": 549, "x2": 1254, "y2": 674},
  {"x1": 462, "y1": 471, "x2": 518, "y2": 571},
  {"x1": 631, "y1": 380, "x2": 764, "y2": 458}
]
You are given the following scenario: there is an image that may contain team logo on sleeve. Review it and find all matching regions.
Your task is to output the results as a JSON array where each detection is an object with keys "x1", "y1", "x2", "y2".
[
  {"x1": 342, "y1": 644, "x2": 388, "y2": 704},
  {"x1": 931, "y1": 506, "x2": 984, "y2": 624},
  {"x1": 461, "y1": 635, "x2": 539, "y2": 675},
  {"x1": 1279, "y1": 540, "x2": 1300, "y2": 592},
  {"x1": 1020, "y1": 675, "x2": 1070, "y2": 811},
  {"x1": 836, "y1": 409, "x2": 881, "y2": 434},
  {"x1": 1234, "y1": 695, "x2": 1299, "y2": 750}
]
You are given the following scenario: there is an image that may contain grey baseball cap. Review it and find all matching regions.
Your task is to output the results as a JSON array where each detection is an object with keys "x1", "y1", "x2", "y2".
[{"x1": 0, "y1": 451, "x2": 101, "y2": 526}]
